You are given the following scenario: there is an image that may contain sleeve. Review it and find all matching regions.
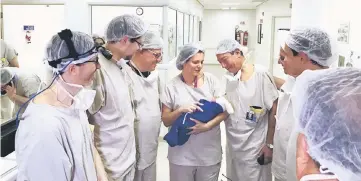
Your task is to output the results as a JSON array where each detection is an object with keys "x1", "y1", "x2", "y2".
[
  {"x1": 208, "y1": 73, "x2": 223, "y2": 98},
  {"x1": 16, "y1": 122, "x2": 72, "y2": 181},
  {"x1": 21, "y1": 74, "x2": 41, "y2": 97},
  {"x1": 4, "y1": 41, "x2": 17, "y2": 61},
  {"x1": 160, "y1": 84, "x2": 174, "y2": 110},
  {"x1": 262, "y1": 72, "x2": 279, "y2": 110}
]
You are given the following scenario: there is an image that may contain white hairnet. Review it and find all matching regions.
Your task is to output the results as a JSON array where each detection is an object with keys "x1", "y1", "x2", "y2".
[
  {"x1": 285, "y1": 27, "x2": 334, "y2": 67},
  {"x1": 216, "y1": 39, "x2": 248, "y2": 56},
  {"x1": 45, "y1": 31, "x2": 97, "y2": 72},
  {"x1": 293, "y1": 68, "x2": 361, "y2": 181},
  {"x1": 142, "y1": 31, "x2": 163, "y2": 49},
  {"x1": 0, "y1": 68, "x2": 14, "y2": 85},
  {"x1": 105, "y1": 14, "x2": 147, "y2": 42},
  {"x1": 176, "y1": 43, "x2": 204, "y2": 70}
]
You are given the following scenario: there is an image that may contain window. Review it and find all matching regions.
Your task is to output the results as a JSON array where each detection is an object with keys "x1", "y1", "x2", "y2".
[
  {"x1": 184, "y1": 14, "x2": 190, "y2": 45},
  {"x1": 189, "y1": 15, "x2": 194, "y2": 43},
  {"x1": 168, "y1": 8, "x2": 177, "y2": 59},
  {"x1": 176, "y1": 11, "x2": 184, "y2": 54}
]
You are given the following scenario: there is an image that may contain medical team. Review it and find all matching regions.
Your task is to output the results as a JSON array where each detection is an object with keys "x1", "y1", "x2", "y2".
[{"x1": 12, "y1": 14, "x2": 361, "y2": 181}]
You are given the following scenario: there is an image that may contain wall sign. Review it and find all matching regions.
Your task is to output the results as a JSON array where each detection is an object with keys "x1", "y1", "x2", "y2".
[{"x1": 23, "y1": 25, "x2": 34, "y2": 44}]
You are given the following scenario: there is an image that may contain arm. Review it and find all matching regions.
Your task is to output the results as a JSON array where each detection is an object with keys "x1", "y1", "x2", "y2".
[
  {"x1": 188, "y1": 112, "x2": 228, "y2": 135},
  {"x1": 205, "y1": 112, "x2": 228, "y2": 129},
  {"x1": 93, "y1": 145, "x2": 108, "y2": 181},
  {"x1": 9, "y1": 56, "x2": 19, "y2": 67},
  {"x1": 10, "y1": 94, "x2": 29, "y2": 105},
  {"x1": 273, "y1": 76, "x2": 285, "y2": 90},
  {"x1": 161, "y1": 104, "x2": 183, "y2": 127},
  {"x1": 266, "y1": 99, "x2": 278, "y2": 145}
]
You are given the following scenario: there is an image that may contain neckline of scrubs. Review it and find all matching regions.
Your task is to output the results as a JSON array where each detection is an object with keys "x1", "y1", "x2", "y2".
[{"x1": 178, "y1": 73, "x2": 205, "y2": 89}]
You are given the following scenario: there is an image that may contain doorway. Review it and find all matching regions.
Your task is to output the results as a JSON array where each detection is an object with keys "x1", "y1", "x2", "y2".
[{"x1": 270, "y1": 16, "x2": 291, "y2": 79}]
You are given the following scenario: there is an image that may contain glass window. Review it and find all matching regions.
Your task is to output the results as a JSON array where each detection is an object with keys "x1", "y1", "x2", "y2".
[
  {"x1": 91, "y1": 6, "x2": 163, "y2": 37},
  {"x1": 189, "y1": 15, "x2": 194, "y2": 43},
  {"x1": 168, "y1": 8, "x2": 177, "y2": 59},
  {"x1": 193, "y1": 16, "x2": 198, "y2": 42},
  {"x1": 184, "y1": 14, "x2": 190, "y2": 45},
  {"x1": 176, "y1": 11, "x2": 184, "y2": 54}
]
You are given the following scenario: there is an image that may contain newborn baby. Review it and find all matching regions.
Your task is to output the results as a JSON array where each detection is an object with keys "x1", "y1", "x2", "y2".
[{"x1": 164, "y1": 97, "x2": 234, "y2": 147}]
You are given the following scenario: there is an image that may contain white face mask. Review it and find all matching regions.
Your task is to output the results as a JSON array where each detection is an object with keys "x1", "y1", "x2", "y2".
[
  {"x1": 130, "y1": 60, "x2": 158, "y2": 85},
  {"x1": 300, "y1": 166, "x2": 338, "y2": 181},
  {"x1": 57, "y1": 76, "x2": 96, "y2": 110}
]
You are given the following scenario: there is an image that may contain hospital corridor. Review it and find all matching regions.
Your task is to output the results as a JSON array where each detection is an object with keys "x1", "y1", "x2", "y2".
[{"x1": 1, "y1": 0, "x2": 361, "y2": 181}]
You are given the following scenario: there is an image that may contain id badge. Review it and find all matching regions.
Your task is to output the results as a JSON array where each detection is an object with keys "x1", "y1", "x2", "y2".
[{"x1": 245, "y1": 106, "x2": 263, "y2": 125}]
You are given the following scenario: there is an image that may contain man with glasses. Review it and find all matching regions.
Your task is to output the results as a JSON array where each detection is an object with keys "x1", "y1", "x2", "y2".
[
  {"x1": 88, "y1": 14, "x2": 148, "y2": 181},
  {"x1": 122, "y1": 31, "x2": 163, "y2": 181},
  {"x1": 216, "y1": 39, "x2": 278, "y2": 181}
]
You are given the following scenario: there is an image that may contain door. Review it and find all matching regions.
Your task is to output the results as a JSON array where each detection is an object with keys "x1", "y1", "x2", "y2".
[
  {"x1": 3, "y1": 5, "x2": 65, "y2": 79},
  {"x1": 271, "y1": 17, "x2": 291, "y2": 80}
]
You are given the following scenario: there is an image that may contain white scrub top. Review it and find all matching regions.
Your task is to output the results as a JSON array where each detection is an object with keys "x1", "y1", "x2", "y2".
[
  {"x1": 161, "y1": 72, "x2": 223, "y2": 166},
  {"x1": 272, "y1": 76, "x2": 296, "y2": 180},
  {"x1": 88, "y1": 55, "x2": 136, "y2": 181},
  {"x1": 224, "y1": 64, "x2": 278, "y2": 163},
  {"x1": 122, "y1": 61, "x2": 162, "y2": 170},
  {"x1": 15, "y1": 102, "x2": 97, "y2": 181}
]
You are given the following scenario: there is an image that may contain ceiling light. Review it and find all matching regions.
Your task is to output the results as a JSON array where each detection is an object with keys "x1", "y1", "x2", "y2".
[{"x1": 221, "y1": 2, "x2": 241, "y2": 6}]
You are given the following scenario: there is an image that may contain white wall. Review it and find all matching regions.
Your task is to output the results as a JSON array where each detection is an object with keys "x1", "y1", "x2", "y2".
[
  {"x1": 201, "y1": 9, "x2": 256, "y2": 78},
  {"x1": 254, "y1": 0, "x2": 292, "y2": 70},
  {"x1": 292, "y1": 0, "x2": 361, "y2": 67}
]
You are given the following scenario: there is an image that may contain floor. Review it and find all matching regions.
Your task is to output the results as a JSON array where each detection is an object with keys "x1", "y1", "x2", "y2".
[{"x1": 156, "y1": 123, "x2": 228, "y2": 181}]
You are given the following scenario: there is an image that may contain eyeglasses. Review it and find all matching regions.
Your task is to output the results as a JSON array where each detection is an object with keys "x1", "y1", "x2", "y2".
[
  {"x1": 130, "y1": 38, "x2": 144, "y2": 49},
  {"x1": 76, "y1": 56, "x2": 99, "y2": 65},
  {"x1": 147, "y1": 49, "x2": 162, "y2": 59}
]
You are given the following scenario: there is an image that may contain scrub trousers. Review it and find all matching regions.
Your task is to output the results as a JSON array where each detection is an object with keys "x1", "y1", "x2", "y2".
[
  {"x1": 134, "y1": 162, "x2": 156, "y2": 181},
  {"x1": 226, "y1": 155, "x2": 272, "y2": 181},
  {"x1": 169, "y1": 162, "x2": 221, "y2": 181},
  {"x1": 108, "y1": 167, "x2": 135, "y2": 181}
]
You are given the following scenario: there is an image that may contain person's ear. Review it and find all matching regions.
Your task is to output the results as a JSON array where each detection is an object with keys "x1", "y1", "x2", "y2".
[
  {"x1": 67, "y1": 64, "x2": 78, "y2": 75},
  {"x1": 299, "y1": 52, "x2": 311, "y2": 64},
  {"x1": 296, "y1": 133, "x2": 320, "y2": 180}
]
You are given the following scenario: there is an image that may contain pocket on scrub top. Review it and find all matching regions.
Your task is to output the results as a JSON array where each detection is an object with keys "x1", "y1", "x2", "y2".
[{"x1": 245, "y1": 106, "x2": 264, "y2": 126}]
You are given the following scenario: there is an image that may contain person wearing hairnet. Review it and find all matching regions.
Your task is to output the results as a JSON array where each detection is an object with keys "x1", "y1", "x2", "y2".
[
  {"x1": 0, "y1": 67, "x2": 41, "y2": 119},
  {"x1": 1, "y1": 39, "x2": 20, "y2": 120},
  {"x1": 275, "y1": 27, "x2": 335, "y2": 181},
  {"x1": 291, "y1": 68, "x2": 361, "y2": 181},
  {"x1": 161, "y1": 43, "x2": 229, "y2": 181},
  {"x1": 216, "y1": 39, "x2": 278, "y2": 181},
  {"x1": 15, "y1": 29, "x2": 106, "y2": 181},
  {"x1": 87, "y1": 14, "x2": 148, "y2": 181},
  {"x1": 121, "y1": 31, "x2": 163, "y2": 181}
]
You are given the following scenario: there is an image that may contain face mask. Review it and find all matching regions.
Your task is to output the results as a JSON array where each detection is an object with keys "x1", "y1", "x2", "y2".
[
  {"x1": 300, "y1": 166, "x2": 338, "y2": 181},
  {"x1": 130, "y1": 61, "x2": 158, "y2": 84},
  {"x1": 57, "y1": 76, "x2": 96, "y2": 110}
]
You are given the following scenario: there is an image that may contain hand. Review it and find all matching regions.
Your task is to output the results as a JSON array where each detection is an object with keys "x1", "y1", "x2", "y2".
[
  {"x1": 187, "y1": 118, "x2": 210, "y2": 135},
  {"x1": 260, "y1": 144, "x2": 273, "y2": 159},
  {"x1": 97, "y1": 175, "x2": 109, "y2": 181},
  {"x1": 4, "y1": 85, "x2": 16, "y2": 99},
  {"x1": 179, "y1": 102, "x2": 204, "y2": 113}
]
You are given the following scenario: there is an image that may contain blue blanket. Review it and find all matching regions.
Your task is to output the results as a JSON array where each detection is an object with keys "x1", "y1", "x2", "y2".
[{"x1": 164, "y1": 99, "x2": 224, "y2": 147}]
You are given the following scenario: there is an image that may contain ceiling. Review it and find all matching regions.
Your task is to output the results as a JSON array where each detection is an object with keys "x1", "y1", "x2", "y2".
[{"x1": 198, "y1": 0, "x2": 265, "y2": 9}]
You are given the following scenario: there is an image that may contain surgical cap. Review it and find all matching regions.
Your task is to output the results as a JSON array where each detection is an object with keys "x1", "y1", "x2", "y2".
[
  {"x1": 142, "y1": 31, "x2": 163, "y2": 49},
  {"x1": 0, "y1": 68, "x2": 14, "y2": 85},
  {"x1": 285, "y1": 27, "x2": 333, "y2": 67},
  {"x1": 216, "y1": 39, "x2": 248, "y2": 56},
  {"x1": 105, "y1": 14, "x2": 147, "y2": 42},
  {"x1": 293, "y1": 68, "x2": 361, "y2": 180},
  {"x1": 45, "y1": 31, "x2": 96, "y2": 72},
  {"x1": 176, "y1": 43, "x2": 204, "y2": 70}
]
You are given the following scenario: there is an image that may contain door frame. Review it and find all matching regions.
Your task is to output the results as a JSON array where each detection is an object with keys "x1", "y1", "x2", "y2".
[{"x1": 269, "y1": 16, "x2": 291, "y2": 75}]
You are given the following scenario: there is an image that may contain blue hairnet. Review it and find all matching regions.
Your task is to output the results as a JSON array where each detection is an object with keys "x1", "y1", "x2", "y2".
[
  {"x1": 105, "y1": 14, "x2": 147, "y2": 42},
  {"x1": 285, "y1": 27, "x2": 334, "y2": 67},
  {"x1": 176, "y1": 43, "x2": 204, "y2": 70},
  {"x1": 293, "y1": 68, "x2": 361, "y2": 180}
]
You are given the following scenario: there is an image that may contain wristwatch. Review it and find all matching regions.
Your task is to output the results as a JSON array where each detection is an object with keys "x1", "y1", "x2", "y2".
[{"x1": 266, "y1": 144, "x2": 274, "y2": 149}]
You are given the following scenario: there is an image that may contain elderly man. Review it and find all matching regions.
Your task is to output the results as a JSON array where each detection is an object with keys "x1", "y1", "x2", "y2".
[
  {"x1": 292, "y1": 68, "x2": 361, "y2": 181},
  {"x1": 0, "y1": 68, "x2": 41, "y2": 119},
  {"x1": 121, "y1": 31, "x2": 163, "y2": 181},
  {"x1": 216, "y1": 39, "x2": 279, "y2": 181},
  {"x1": 87, "y1": 14, "x2": 148, "y2": 181},
  {"x1": 270, "y1": 27, "x2": 335, "y2": 181}
]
